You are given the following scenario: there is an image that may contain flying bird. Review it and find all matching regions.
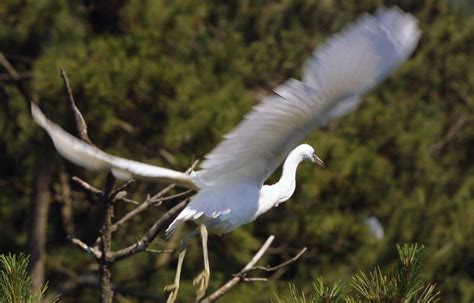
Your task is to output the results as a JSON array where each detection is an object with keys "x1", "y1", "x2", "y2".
[{"x1": 32, "y1": 6, "x2": 420, "y2": 302}]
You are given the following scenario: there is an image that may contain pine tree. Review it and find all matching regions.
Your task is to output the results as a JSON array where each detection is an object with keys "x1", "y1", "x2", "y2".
[
  {"x1": 0, "y1": 253, "x2": 59, "y2": 303},
  {"x1": 275, "y1": 244, "x2": 439, "y2": 303}
]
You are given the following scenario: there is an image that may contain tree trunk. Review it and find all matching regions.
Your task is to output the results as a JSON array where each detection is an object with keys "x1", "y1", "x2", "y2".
[
  {"x1": 28, "y1": 156, "x2": 53, "y2": 291},
  {"x1": 99, "y1": 173, "x2": 115, "y2": 303}
]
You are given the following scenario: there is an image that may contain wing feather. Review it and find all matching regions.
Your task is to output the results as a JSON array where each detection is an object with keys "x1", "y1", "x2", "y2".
[
  {"x1": 194, "y1": 7, "x2": 420, "y2": 186},
  {"x1": 31, "y1": 103, "x2": 196, "y2": 189}
]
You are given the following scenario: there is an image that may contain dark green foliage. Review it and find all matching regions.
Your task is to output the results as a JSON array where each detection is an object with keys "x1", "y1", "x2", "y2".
[
  {"x1": 276, "y1": 244, "x2": 439, "y2": 303},
  {"x1": 0, "y1": 1, "x2": 472, "y2": 302},
  {"x1": 0, "y1": 253, "x2": 58, "y2": 303}
]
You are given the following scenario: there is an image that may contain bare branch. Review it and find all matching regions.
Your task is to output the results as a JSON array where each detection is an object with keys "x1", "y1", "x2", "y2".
[
  {"x1": 106, "y1": 184, "x2": 175, "y2": 239},
  {"x1": 72, "y1": 176, "x2": 103, "y2": 199},
  {"x1": 201, "y1": 236, "x2": 307, "y2": 303},
  {"x1": 60, "y1": 67, "x2": 93, "y2": 145},
  {"x1": 110, "y1": 180, "x2": 135, "y2": 200},
  {"x1": 108, "y1": 161, "x2": 197, "y2": 236},
  {"x1": 68, "y1": 236, "x2": 101, "y2": 259},
  {"x1": 151, "y1": 189, "x2": 193, "y2": 206},
  {"x1": 109, "y1": 199, "x2": 189, "y2": 263},
  {"x1": 200, "y1": 236, "x2": 275, "y2": 303},
  {"x1": 72, "y1": 176, "x2": 140, "y2": 206},
  {"x1": 240, "y1": 247, "x2": 307, "y2": 274},
  {"x1": 115, "y1": 195, "x2": 140, "y2": 206}
]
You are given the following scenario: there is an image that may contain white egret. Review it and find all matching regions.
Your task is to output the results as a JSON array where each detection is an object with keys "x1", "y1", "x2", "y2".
[{"x1": 31, "y1": 6, "x2": 420, "y2": 302}]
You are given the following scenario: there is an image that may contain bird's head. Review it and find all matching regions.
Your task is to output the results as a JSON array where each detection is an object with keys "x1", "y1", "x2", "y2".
[{"x1": 297, "y1": 144, "x2": 325, "y2": 168}]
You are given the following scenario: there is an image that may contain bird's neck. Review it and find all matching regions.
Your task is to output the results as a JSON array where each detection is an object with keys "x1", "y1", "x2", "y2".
[
  {"x1": 274, "y1": 152, "x2": 302, "y2": 200},
  {"x1": 258, "y1": 151, "x2": 304, "y2": 215}
]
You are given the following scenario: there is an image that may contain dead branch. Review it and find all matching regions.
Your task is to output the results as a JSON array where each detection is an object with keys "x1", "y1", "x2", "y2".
[
  {"x1": 110, "y1": 179, "x2": 135, "y2": 200},
  {"x1": 111, "y1": 193, "x2": 140, "y2": 206},
  {"x1": 240, "y1": 247, "x2": 307, "y2": 274},
  {"x1": 72, "y1": 176, "x2": 103, "y2": 199},
  {"x1": 101, "y1": 160, "x2": 197, "y2": 242},
  {"x1": 72, "y1": 176, "x2": 140, "y2": 206},
  {"x1": 200, "y1": 236, "x2": 274, "y2": 303},
  {"x1": 109, "y1": 198, "x2": 189, "y2": 263},
  {"x1": 68, "y1": 236, "x2": 101, "y2": 259},
  {"x1": 60, "y1": 67, "x2": 93, "y2": 145},
  {"x1": 200, "y1": 236, "x2": 307, "y2": 303},
  {"x1": 110, "y1": 187, "x2": 192, "y2": 235}
]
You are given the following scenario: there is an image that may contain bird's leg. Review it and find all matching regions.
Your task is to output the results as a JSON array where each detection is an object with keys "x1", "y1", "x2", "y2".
[
  {"x1": 164, "y1": 237, "x2": 188, "y2": 303},
  {"x1": 193, "y1": 224, "x2": 210, "y2": 300}
]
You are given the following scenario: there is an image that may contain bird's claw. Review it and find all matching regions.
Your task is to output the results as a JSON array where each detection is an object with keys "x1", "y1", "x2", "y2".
[
  {"x1": 193, "y1": 270, "x2": 210, "y2": 300},
  {"x1": 164, "y1": 283, "x2": 178, "y2": 303}
]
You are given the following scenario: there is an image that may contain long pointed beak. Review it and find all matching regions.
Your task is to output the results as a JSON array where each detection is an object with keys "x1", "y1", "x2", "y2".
[{"x1": 313, "y1": 155, "x2": 325, "y2": 168}]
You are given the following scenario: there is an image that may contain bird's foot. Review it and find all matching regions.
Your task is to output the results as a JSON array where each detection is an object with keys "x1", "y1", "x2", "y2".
[
  {"x1": 193, "y1": 270, "x2": 210, "y2": 300},
  {"x1": 164, "y1": 283, "x2": 179, "y2": 303}
]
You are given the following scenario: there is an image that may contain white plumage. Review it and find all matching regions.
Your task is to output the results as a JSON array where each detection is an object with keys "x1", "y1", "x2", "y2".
[
  {"x1": 31, "y1": 2, "x2": 421, "y2": 244},
  {"x1": 31, "y1": 103, "x2": 196, "y2": 189},
  {"x1": 32, "y1": 7, "x2": 420, "y2": 301}
]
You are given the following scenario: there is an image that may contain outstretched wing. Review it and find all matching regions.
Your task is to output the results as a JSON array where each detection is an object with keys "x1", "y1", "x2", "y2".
[
  {"x1": 31, "y1": 103, "x2": 196, "y2": 189},
  {"x1": 194, "y1": 7, "x2": 420, "y2": 187}
]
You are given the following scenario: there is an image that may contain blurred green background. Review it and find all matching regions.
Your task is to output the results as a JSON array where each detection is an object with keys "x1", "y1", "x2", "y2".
[{"x1": 0, "y1": 0, "x2": 473, "y2": 302}]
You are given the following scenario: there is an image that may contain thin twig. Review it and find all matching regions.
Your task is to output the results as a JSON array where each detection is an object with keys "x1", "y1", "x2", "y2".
[
  {"x1": 72, "y1": 176, "x2": 140, "y2": 206},
  {"x1": 72, "y1": 176, "x2": 103, "y2": 198},
  {"x1": 115, "y1": 195, "x2": 141, "y2": 206},
  {"x1": 68, "y1": 236, "x2": 101, "y2": 259},
  {"x1": 60, "y1": 67, "x2": 93, "y2": 144},
  {"x1": 107, "y1": 162, "x2": 197, "y2": 237},
  {"x1": 201, "y1": 236, "x2": 307, "y2": 303},
  {"x1": 104, "y1": 184, "x2": 176, "y2": 241},
  {"x1": 240, "y1": 247, "x2": 307, "y2": 274},
  {"x1": 109, "y1": 199, "x2": 189, "y2": 263},
  {"x1": 110, "y1": 180, "x2": 135, "y2": 200},
  {"x1": 200, "y1": 236, "x2": 275, "y2": 303},
  {"x1": 150, "y1": 189, "x2": 193, "y2": 206}
]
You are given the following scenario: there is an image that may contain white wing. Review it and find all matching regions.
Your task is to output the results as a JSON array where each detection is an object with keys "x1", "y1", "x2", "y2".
[
  {"x1": 194, "y1": 7, "x2": 420, "y2": 187},
  {"x1": 31, "y1": 103, "x2": 196, "y2": 189}
]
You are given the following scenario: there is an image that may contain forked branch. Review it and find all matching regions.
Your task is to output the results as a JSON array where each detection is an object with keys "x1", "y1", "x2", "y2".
[{"x1": 200, "y1": 236, "x2": 307, "y2": 303}]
